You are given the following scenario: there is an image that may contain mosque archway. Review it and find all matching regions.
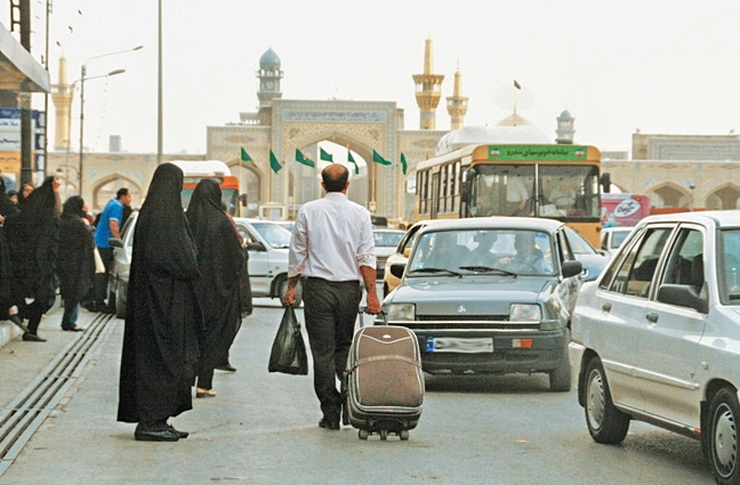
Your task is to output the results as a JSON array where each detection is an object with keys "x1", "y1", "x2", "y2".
[
  {"x1": 705, "y1": 184, "x2": 740, "y2": 210},
  {"x1": 227, "y1": 161, "x2": 262, "y2": 218},
  {"x1": 647, "y1": 183, "x2": 692, "y2": 209},
  {"x1": 92, "y1": 175, "x2": 142, "y2": 212}
]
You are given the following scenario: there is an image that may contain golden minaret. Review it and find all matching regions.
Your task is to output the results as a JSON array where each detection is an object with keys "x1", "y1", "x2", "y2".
[
  {"x1": 51, "y1": 55, "x2": 73, "y2": 151},
  {"x1": 412, "y1": 38, "x2": 444, "y2": 130},
  {"x1": 446, "y1": 62, "x2": 468, "y2": 130}
]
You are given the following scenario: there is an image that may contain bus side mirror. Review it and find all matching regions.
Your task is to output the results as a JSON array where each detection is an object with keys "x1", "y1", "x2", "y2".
[
  {"x1": 600, "y1": 173, "x2": 611, "y2": 193},
  {"x1": 461, "y1": 168, "x2": 475, "y2": 200},
  {"x1": 239, "y1": 194, "x2": 248, "y2": 207}
]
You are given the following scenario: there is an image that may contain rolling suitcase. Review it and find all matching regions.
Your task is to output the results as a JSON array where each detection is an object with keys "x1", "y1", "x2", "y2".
[{"x1": 345, "y1": 312, "x2": 424, "y2": 440}]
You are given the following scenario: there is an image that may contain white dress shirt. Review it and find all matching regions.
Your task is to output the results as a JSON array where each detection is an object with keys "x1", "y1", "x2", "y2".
[{"x1": 288, "y1": 192, "x2": 376, "y2": 282}]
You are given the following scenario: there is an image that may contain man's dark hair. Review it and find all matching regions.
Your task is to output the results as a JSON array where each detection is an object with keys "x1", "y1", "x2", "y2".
[
  {"x1": 116, "y1": 188, "x2": 130, "y2": 200},
  {"x1": 321, "y1": 164, "x2": 349, "y2": 192}
]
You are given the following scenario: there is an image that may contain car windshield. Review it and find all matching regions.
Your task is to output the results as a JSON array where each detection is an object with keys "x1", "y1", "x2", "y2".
[
  {"x1": 720, "y1": 229, "x2": 740, "y2": 304},
  {"x1": 408, "y1": 228, "x2": 555, "y2": 276},
  {"x1": 611, "y1": 230, "x2": 630, "y2": 248},
  {"x1": 564, "y1": 227, "x2": 596, "y2": 255},
  {"x1": 374, "y1": 231, "x2": 404, "y2": 247},
  {"x1": 251, "y1": 223, "x2": 292, "y2": 248}
]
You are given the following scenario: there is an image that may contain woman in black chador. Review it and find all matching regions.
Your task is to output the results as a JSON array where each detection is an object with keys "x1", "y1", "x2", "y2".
[
  {"x1": 57, "y1": 196, "x2": 95, "y2": 332},
  {"x1": 187, "y1": 179, "x2": 243, "y2": 398},
  {"x1": 117, "y1": 163, "x2": 202, "y2": 442},
  {"x1": 4, "y1": 176, "x2": 61, "y2": 342},
  {"x1": 0, "y1": 177, "x2": 23, "y2": 330}
]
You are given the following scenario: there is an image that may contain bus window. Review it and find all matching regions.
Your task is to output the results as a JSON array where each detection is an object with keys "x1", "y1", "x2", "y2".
[
  {"x1": 539, "y1": 165, "x2": 600, "y2": 220},
  {"x1": 470, "y1": 165, "x2": 535, "y2": 217}
]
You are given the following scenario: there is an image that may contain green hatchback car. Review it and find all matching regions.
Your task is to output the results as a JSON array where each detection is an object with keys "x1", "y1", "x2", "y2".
[{"x1": 382, "y1": 217, "x2": 583, "y2": 391}]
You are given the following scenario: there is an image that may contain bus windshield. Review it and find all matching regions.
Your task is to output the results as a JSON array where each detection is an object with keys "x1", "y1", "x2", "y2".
[
  {"x1": 469, "y1": 164, "x2": 600, "y2": 221},
  {"x1": 181, "y1": 187, "x2": 240, "y2": 216}
]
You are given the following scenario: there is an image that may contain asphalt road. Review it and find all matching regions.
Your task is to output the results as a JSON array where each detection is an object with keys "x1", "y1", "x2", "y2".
[{"x1": 0, "y1": 297, "x2": 716, "y2": 485}]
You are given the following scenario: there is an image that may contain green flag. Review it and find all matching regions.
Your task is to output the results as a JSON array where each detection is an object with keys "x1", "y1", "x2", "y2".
[
  {"x1": 320, "y1": 147, "x2": 333, "y2": 162},
  {"x1": 240, "y1": 148, "x2": 252, "y2": 162},
  {"x1": 295, "y1": 148, "x2": 315, "y2": 167},
  {"x1": 372, "y1": 149, "x2": 391, "y2": 166},
  {"x1": 400, "y1": 153, "x2": 408, "y2": 175},
  {"x1": 269, "y1": 150, "x2": 282, "y2": 173},
  {"x1": 347, "y1": 150, "x2": 359, "y2": 174}
]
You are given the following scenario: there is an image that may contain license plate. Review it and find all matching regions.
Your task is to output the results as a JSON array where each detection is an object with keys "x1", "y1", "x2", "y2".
[{"x1": 426, "y1": 337, "x2": 494, "y2": 353}]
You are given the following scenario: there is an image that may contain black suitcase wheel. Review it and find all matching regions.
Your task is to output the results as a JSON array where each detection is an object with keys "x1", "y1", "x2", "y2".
[
  {"x1": 399, "y1": 430, "x2": 410, "y2": 440},
  {"x1": 358, "y1": 429, "x2": 369, "y2": 440}
]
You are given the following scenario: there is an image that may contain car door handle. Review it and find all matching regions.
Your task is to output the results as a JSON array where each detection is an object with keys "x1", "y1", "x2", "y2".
[
  {"x1": 602, "y1": 303, "x2": 611, "y2": 312},
  {"x1": 646, "y1": 313, "x2": 659, "y2": 323}
]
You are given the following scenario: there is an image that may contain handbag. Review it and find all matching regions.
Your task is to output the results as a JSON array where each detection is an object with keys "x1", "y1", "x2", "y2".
[
  {"x1": 268, "y1": 306, "x2": 308, "y2": 375},
  {"x1": 93, "y1": 247, "x2": 106, "y2": 274}
]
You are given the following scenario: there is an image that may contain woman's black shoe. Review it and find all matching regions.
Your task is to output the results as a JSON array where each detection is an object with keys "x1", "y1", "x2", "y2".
[
  {"x1": 22, "y1": 333, "x2": 46, "y2": 342},
  {"x1": 215, "y1": 363, "x2": 237, "y2": 372},
  {"x1": 134, "y1": 422, "x2": 180, "y2": 442}
]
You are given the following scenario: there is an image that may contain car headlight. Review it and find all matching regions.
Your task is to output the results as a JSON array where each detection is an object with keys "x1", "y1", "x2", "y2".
[
  {"x1": 509, "y1": 303, "x2": 541, "y2": 322},
  {"x1": 388, "y1": 303, "x2": 415, "y2": 321}
]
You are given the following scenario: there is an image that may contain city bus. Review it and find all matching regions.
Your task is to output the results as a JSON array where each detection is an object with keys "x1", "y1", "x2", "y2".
[
  {"x1": 169, "y1": 160, "x2": 242, "y2": 216},
  {"x1": 414, "y1": 144, "x2": 603, "y2": 246}
]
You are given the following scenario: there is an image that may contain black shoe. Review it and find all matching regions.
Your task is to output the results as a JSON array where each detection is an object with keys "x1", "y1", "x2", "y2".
[
  {"x1": 134, "y1": 429, "x2": 180, "y2": 442},
  {"x1": 134, "y1": 422, "x2": 180, "y2": 442},
  {"x1": 215, "y1": 363, "x2": 237, "y2": 372},
  {"x1": 62, "y1": 326, "x2": 84, "y2": 332},
  {"x1": 167, "y1": 424, "x2": 189, "y2": 439},
  {"x1": 318, "y1": 418, "x2": 340, "y2": 430},
  {"x1": 9, "y1": 315, "x2": 28, "y2": 332},
  {"x1": 22, "y1": 333, "x2": 46, "y2": 342}
]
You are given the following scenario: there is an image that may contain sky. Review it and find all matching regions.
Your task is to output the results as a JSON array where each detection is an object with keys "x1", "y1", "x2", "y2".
[{"x1": 5, "y1": 0, "x2": 740, "y2": 157}]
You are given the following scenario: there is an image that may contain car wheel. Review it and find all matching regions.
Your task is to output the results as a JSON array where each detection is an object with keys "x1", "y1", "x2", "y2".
[
  {"x1": 707, "y1": 387, "x2": 740, "y2": 485},
  {"x1": 277, "y1": 275, "x2": 303, "y2": 308},
  {"x1": 584, "y1": 357, "x2": 630, "y2": 444},
  {"x1": 549, "y1": 329, "x2": 571, "y2": 392},
  {"x1": 115, "y1": 284, "x2": 126, "y2": 319}
]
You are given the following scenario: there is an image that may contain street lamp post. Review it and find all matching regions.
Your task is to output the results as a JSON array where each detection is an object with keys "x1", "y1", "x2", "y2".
[{"x1": 78, "y1": 45, "x2": 143, "y2": 194}]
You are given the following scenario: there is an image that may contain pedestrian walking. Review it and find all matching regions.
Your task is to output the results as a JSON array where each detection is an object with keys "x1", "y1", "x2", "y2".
[
  {"x1": 283, "y1": 163, "x2": 381, "y2": 430},
  {"x1": 92, "y1": 187, "x2": 132, "y2": 313},
  {"x1": 4, "y1": 176, "x2": 62, "y2": 342},
  {"x1": 57, "y1": 196, "x2": 95, "y2": 332},
  {"x1": 117, "y1": 163, "x2": 202, "y2": 442},
  {"x1": 0, "y1": 178, "x2": 24, "y2": 331},
  {"x1": 186, "y1": 179, "x2": 244, "y2": 398}
]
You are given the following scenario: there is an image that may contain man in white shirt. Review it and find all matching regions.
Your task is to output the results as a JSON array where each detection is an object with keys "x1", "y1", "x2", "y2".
[{"x1": 284, "y1": 163, "x2": 381, "y2": 430}]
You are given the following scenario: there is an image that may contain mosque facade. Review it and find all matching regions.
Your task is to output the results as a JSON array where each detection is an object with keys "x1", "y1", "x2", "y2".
[{"x1": 45, "y1": 41, "x2": 740, "y2": 218}]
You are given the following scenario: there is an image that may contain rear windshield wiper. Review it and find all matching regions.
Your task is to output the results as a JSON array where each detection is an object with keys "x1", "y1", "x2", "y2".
[
  {"x1": 459, "y1": 266, "x2": 518, "y2": 277},
  {"x1": 409, "y1": 267, "x2": 462, "y2": 277}
]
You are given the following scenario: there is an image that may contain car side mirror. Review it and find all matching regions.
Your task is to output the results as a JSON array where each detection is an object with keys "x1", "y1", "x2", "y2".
[
  {"x1": 109, "y1": 237, "x2": 123, "y2": 248},
  {"x1": 239, "y1": 193, "x2": 248, "y2": 207},
  {"x1": 657, "y1": 284, "x2": 708, "y2": 314},
  {"x1": 247, "y1": 241, "x2": 266, "y2": 252},
  {"x1": 390, "y1": 263, "x2": 406, "y2": 279},
  {"x1": 561, "y1": 260, "x2": 583, "y2": 278}
]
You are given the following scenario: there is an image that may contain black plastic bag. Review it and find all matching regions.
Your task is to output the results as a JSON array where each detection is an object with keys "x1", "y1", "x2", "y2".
[{"x1": 268, "y1": 306, "x2": 308, "y2": 375}]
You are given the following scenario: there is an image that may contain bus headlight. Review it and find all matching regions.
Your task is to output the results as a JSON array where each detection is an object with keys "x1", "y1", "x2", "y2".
[
  {"x1": 510, "y1": 303, "x2": 541, "y2": 322},
  {"x1": 388, "y1": 303, "x2": 415, "y2": 321}
]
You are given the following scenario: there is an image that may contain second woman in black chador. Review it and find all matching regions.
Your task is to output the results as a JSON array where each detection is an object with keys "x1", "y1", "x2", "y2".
[
  {"x1": 117, "y1": 163, "x2": 202, "y2": 442},
  {"x1": 186, "y1": 179, "x2": 243, "y2": 398},
  {"x1": 57, "y1": 196, "x2": 95, "y2": 331}
]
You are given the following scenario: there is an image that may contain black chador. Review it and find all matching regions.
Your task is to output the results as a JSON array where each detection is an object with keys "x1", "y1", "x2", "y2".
[
  {"x1": 117, "y1": 163, "x2": 202, "y2": 441},
  {"x1": 186, "y1": 179, "x2": 243, "y2": 394}
]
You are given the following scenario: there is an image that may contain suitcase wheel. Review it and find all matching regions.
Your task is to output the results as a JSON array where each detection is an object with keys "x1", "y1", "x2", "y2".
[
  {"x1": 399, "y1": 429, "x2": 410, "y2": 441},
  {"x1": 358, "y1": 429, "x2": 369, "y2": 440}
]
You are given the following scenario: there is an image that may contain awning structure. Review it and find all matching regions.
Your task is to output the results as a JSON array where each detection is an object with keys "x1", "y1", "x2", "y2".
[{"x1": 0, "y1": 22, "x2": 50, "y2": 93}]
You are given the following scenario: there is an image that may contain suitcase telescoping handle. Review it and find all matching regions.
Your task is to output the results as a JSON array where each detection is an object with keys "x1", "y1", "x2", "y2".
[{"x1": 357, "y1": 307, "x2": 388, "y2": 327}]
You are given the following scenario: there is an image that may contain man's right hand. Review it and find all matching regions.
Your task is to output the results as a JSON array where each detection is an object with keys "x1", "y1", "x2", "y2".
[{"x1": 283, "y1": 286, "x2": 296, "y2": 307}]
